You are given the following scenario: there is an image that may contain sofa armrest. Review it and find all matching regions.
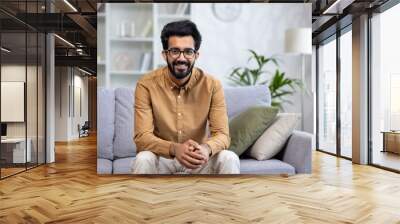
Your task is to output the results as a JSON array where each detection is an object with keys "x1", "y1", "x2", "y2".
[{"x1": 281, "y1": 130, "x2": 312, "y2": 174}]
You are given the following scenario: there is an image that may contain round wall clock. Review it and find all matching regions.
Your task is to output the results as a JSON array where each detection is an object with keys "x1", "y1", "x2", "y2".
[{"x1": 212, "y1": 3, "x2": 242, "y2": 22}]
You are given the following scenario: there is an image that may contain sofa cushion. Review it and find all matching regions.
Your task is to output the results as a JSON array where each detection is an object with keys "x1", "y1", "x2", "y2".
[
  {"x1": 224, "y1": 85, "x2": 271, "y2": 120},
  {"x1": 240, "y1": 159, "x2": 295, "y2": 175},
  {"x1": 97, "y1": 88, "x2": 114, "y2": 160},
  {"x1": 97, "y1": 158, "x2": 113, "y2": 174},
  {"x1": 113, "y1": 88, "x2": 137, "y2": 158},
  {"x1": 229, "y1": 106, "x2": 278, "y2": 156},
  {"x1": 248, "y1": 113, "x2": 300, "y2": 160},
  {"x1": 113, "y1": 157, "x2": 136, "y2": 174}
]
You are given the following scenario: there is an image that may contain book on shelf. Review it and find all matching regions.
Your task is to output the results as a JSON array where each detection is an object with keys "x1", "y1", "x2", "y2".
[
  {"x1": 176, "y1": 3, "x2": 189, "y2": 15},
  {"x1": 140, "y1": 52, "x2": 153, "y2": 72},
  {"x1": 141, "y1": 20, "x2": 153, "y2": 37}
]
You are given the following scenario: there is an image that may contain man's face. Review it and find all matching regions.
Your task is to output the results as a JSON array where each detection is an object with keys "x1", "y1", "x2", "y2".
[{"x1": 163, "y1": 36, "x2": 199, "y2": 80}]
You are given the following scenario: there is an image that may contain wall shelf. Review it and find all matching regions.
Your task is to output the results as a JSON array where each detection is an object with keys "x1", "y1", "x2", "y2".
[{"x1": 98, "y1": 3, "x2": 191, "y2": 88}]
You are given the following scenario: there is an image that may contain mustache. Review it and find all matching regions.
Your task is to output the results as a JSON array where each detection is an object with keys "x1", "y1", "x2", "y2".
[{"x1": 173, "y1": 60, "x2": 190, "y2": 66}]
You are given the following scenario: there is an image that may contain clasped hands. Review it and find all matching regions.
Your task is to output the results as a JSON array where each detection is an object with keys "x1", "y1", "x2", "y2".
[{"x1": 171, "y1": 139, "x2": 210, "y2": 169}]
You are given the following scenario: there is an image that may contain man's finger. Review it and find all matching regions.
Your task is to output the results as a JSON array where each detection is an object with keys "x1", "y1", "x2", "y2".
[
  {"x1": 180, "y1": 158, "x2": 201, "y2": 169},
  {"x1": 183, "y1": 154, "x2": 204, "y2": 165},
  {"x1": 186, "y1": 139, "x2": 200, "y2": 148},
  {"x1": 188, "y1": 145, "x2": 195, "y2": 152},
  {"x1": 187, "y1": 150, "x2": 205, "y2": 160}
]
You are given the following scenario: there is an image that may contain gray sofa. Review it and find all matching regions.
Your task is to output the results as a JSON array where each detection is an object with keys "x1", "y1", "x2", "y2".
[{"x1": 97, "y1": 85, "x2": 312, "y2": 175}]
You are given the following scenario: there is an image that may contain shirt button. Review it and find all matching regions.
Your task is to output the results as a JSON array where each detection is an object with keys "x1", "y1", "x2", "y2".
[
  {"x1": 178, "y1": 130, "x2": 182, "y2": 134},
  {"x1": 178, "y1": 113, "x2": 181, "y2": 116},
  {"x1": 178, "y1": 95, "x2": 181, "y2": 98}
]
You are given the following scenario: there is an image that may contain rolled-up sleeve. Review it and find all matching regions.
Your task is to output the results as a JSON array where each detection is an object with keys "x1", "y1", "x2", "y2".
[
  {"x1": 205, "y1": 79, "x2": 231, "y2": 156},
  {"x1": 134, "y1": 81, "x2": 173, "y2": 158}
]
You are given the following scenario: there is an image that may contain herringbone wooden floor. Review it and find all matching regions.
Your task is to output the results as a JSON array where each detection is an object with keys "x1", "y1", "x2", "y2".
[{"x1": 1, "y1": 135, "x2": 400, "y2": 224}]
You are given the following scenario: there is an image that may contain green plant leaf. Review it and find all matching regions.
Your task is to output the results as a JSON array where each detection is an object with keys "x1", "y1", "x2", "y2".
[
  {"x1": 227, "y1": 50, "x2": 302, "y2": 111},
  {"x1": 272, "y1": 90, "x2": 294, "y2": 98}
]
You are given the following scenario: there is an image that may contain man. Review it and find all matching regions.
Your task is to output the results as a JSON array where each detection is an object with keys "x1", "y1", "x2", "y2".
[{"x1": 132, "y1": 20, "x2": 240, "y2": 174}]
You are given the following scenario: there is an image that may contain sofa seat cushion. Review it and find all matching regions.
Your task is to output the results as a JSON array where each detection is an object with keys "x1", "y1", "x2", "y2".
[
  {"x1": 240, "y1": 159, "x2": 295, "y2": 175},
  {"x1": 97, "y1": 158, "x2": 113, "y2": 174},
  {"x1": 113, "y1": 157, "x2": 136, "y2": 174},
  {"x1": 112, "y1": 157, "x2": 295, "y2": 175}
]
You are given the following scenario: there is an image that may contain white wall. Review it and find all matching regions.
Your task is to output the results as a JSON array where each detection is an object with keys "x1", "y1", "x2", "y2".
[
  {"x1": 1, "y1": 66, "x2": 27, "y2": 140},
  {"x1": 1, "y1": 64, "x2": 46, "y2": 164},
  {"x1": 55, "y1": 67, "x2": 69, "y2": 141},
  {"x1": 54, "y1": 67, "x2": 89, "y2": 141},
  {"x1": 1, "y1": 65, "x2": 40, "y2": 137},
  {"x1": 191, "y1": 3, "x2": 313, "y2": 132}
]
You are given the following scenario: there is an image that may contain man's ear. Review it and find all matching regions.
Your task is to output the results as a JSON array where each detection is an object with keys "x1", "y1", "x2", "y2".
[
  {"x1": 195, "y1": 51, "x2": 200, "y2": 60},
  {"x1": 162, "y1": 51, "x2": 167, "y2": 61}
]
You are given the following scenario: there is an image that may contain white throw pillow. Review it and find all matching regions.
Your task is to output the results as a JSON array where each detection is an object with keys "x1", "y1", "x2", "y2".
[{"x1": 247, "y1": 113, "x2": 300, "y2": 160}]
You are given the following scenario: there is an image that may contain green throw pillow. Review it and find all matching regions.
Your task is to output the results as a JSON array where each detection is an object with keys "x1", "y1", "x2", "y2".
[{"x1": 229, "y1": 106, "x2": 279, "y2": 156}]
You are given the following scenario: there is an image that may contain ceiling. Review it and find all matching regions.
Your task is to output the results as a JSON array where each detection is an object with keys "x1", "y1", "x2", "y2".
[
  {"x1": 311, "y1": 0, "x2": 391, "y2": 44},
  {"x1": 0, "y1": 0, "x2": 98, "y2": 74}
]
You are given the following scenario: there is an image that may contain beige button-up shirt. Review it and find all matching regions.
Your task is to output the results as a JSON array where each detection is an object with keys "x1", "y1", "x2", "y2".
[{"x1": 134, "y1": 66, "x2": 230, "y2": 158}]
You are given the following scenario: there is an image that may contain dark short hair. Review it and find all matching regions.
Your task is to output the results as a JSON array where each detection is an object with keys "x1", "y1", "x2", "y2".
[{"x1": 160, "y1": 20, "x2": 202, "y2": 51}]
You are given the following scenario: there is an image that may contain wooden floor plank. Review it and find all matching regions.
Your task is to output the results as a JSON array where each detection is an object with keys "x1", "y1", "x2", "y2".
[{"x1": 0, "y1": 134, "x2": 400, "y2": 223}]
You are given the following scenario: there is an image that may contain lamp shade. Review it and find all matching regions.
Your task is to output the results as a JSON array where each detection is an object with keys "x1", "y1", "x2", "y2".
[{"x1": 284, "y1": 28, "x2": 312, "y2": 55}]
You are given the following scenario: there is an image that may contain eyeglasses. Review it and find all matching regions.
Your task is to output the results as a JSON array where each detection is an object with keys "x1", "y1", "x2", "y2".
[{"x1": 164, "y1": 48, "x2": 196, "y2": 59}]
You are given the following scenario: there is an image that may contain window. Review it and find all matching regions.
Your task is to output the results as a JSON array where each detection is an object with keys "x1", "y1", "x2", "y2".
[
  {"x1": 317, "y1": 37, "x2": 337, "y2": 154},
  {"x1": 370, "y1": 2, "x2": 400, "y2": 171},
  {"x1": 340, "y1": 29, "x2": 352, "y2": 158},
  {"x1": 317, "y1": 26, "x2": 353, "y2": 159},
  {"x1": 0, "y1": 1, "x2": 47, "y2": 179}
]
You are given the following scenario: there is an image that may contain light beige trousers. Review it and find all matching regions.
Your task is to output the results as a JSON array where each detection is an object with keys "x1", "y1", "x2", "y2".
[{"x1": 131, "y1": 150, "x2": 240, "y2": 174}]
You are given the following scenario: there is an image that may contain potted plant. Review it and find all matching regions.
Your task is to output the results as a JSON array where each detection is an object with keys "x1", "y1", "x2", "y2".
[{"x1": 228, "y1": 50, "x2": 303, "y2": 110}]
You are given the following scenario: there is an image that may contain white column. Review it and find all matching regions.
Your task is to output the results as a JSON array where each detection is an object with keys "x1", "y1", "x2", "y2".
[{"x1": 46, "y1": 33, "x2": 55, "y2": 163}]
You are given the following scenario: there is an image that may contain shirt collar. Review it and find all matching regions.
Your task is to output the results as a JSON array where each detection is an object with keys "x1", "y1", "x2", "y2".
[{"x1": 163, "y1": 66, "x2": 199, "y2": 91}]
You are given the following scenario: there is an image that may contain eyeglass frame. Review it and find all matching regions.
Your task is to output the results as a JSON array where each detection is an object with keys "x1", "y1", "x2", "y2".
[{"x1": 163, "y1": 48, "x2": 197, "y2": 59}]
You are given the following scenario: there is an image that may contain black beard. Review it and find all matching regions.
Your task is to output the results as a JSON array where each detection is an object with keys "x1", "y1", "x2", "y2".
[{"x1": 167, "y1": 60, "x2": 194, "y2": 80}]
